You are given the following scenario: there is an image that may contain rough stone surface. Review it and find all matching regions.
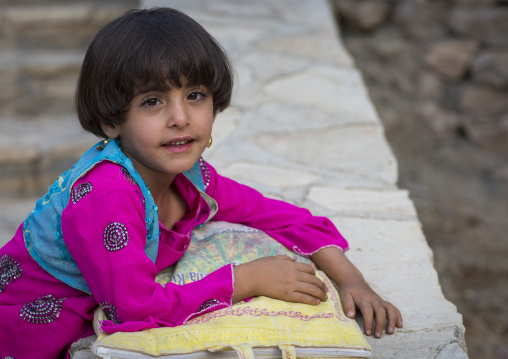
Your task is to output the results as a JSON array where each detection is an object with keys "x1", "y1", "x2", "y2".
[
  {"x1": 472, "y1": 50, "x2": 508, "y2": 89},
  {"x1": 450, "y1": 7, "x2": 508, "y2": 46},
  {"x1": 425, "y1": 40, "x2": 480, "y2": 80}
]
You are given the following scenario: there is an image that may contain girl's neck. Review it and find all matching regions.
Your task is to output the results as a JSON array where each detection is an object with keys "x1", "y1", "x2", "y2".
[{"x1": 156, "y1": 181, "x2": 188, "y2": 230}]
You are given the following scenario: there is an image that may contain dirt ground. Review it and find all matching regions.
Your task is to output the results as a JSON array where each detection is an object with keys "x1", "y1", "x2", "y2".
[{"x1": 340, "y1": 35, "x2": 508, "y2": 359}]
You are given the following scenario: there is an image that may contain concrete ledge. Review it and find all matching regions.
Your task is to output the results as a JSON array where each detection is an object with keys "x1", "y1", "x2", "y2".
[{"x1": 142, "y1": 0, "x2": 468, "y2": 357}]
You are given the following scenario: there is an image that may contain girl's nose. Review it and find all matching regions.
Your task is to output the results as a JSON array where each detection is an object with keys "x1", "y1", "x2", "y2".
[{"x1": 167, "y1": 99, "x2": 189, "y2": 127}]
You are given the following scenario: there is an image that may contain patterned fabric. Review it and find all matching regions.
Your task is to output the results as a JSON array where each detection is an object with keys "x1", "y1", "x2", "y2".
[
  {"x1": 198, "y1": 157, "x2": 211, "y2": 189},
  {"x1": 91, "y1": 222, "x2": 370, "y2": 359},
  {"x1": 19, "y1": 295, "x2": 66, "y2": 324},
  {"x1": 103, "y1": 223, "x2": 129, "y2": 252},
  {"x1": 197, "y1": 299, "x2": 220, "y2": 312},
  {"x1": 70, "y1": 183, "x2": 93, "y2": 204},
  {"x1": 0, "y1": 255, "x2": 23, "y2": 292},
  {"x1": 100, "y1": 301, "x2": 120, "y2": 324}
]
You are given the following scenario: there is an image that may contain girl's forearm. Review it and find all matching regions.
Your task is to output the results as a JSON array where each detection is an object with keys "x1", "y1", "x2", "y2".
[{"x1": 310, "y1": 246, "x2": 366, "y2": 287}]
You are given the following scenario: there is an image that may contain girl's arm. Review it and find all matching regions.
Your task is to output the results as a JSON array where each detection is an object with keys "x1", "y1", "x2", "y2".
[
  {"x1": 206, "y1": 161, "x2": 402, "y2": 336},
  {"x1": 62, "y1": 163, "x2": 235, "y2": 333},
  {"x1": 311, "y1": 246, "x2": 403, "y2": 338},
  {"x1": 206, "y1": 162, "x2": 348, "y2": 256}
]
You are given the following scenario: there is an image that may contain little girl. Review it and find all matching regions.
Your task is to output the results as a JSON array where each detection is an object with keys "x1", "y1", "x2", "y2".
[{"x1": 0, "y1": 8, "x2": 402, "y2": 359}]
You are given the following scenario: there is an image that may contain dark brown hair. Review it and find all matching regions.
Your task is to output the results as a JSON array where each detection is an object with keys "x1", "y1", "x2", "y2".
[{"x1": 75, "y1": 7, "x2": 234, "y2": 138}]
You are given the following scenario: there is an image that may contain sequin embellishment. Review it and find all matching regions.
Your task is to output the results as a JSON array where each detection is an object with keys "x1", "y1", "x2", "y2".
[
  {"x1": 121, "y1": 167, "x2": 136, "y2": 185},
  {"x1": 198, "y1": 157, "x2": 211, "y2": 189},
  {"x1": 103, "y1": 222, "x2": 129, "y2": 251},
  {"x1": 0, "y1": 254, "x2": 23, "y2": 292},
  {"x1": 100, "y1": 301, "x2": 121, "y2": 324},
  {"x1": 20, "y1": 295, "x2": 65, "y2": 324},
  {"x1": 198, "y1": 299, "x2": 220, "y2": 312},
  {"x1": 71, "y1": 182, "x2": 93, "y2": 204}
]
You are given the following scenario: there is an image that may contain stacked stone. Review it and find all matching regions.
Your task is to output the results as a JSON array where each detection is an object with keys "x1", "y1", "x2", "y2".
[
  {"x1": 0, "y1": 1, "x2": 138, "y2": 197},
  {"x1": 331, "y1": 0, "x2": 508, "y2": 154}
]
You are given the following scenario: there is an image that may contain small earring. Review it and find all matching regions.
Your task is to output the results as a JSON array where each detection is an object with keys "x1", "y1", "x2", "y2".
[
  {"x1": 207, "y1": 136, "x2": 213, "y2": 148},
  {"x1": 96, "y1": 136, "x2": 110, "y2": 150}
]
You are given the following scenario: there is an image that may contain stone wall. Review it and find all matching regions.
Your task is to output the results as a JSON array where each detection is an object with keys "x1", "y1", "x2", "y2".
[
  {"x1": 0, "y1": 0, "x2": 138, "y2": 117},
  {"x1": 0, "y1": 1, "x2": 138, "y2": 196},
  {"x1": 330, "y1": 0, "x2": 508, "y2": 155}
]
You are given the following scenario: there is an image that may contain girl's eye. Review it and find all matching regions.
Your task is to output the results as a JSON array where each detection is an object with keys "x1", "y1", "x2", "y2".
[
  {"x1": 188, "y1": 91, "x2": 207, "y2": 101},
  {"x1": 142, "y1": 97, "x2": 161, "y2": 108}
]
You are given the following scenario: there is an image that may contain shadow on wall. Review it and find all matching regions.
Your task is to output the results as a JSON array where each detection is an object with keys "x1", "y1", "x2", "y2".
[{"x1": 328, "y1": 1, "x2": 508, "y2": 359}]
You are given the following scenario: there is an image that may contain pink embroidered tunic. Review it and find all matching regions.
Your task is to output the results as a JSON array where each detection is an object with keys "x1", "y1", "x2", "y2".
[{"x1": 0, "y1": 160, "x2": 348, "y2": 359}]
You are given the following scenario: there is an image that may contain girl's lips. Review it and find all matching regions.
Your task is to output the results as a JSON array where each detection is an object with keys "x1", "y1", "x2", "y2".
[{"x1": 162, "y1": 138, "x2": 194, "y2": 154}]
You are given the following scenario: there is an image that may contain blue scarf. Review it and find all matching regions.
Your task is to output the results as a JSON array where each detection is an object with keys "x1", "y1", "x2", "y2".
[{"x1": 23, "y1": 139, "x2": 213, "y2": 293}]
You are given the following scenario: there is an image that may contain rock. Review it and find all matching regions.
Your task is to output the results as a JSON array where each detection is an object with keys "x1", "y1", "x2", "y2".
[
  {"x1": 425, "y1": 40, "x2": 480, "y2": 80},
  {"x1": 418, "y1": 72, "x2": 445, "y2": 100},
  {"x1": 472, "y1": 50, "x2": 508, "y2": 89},
  {"x1": 460, "y1": 85, "x2": 508, "y2": 115},
  {"x1": 463, "y1": 115, "x2": 508, "y2": 152},
  {"x1": 450, "y1": 7, "x2": 508, "y2": 46},
  {"x1": 333, "y1": 0, "x2": 391, "y2": 32},
  {"x1": 419, "y1": 102, "x2": 460, "y2": 138},
  {"x1": 394, "y1": 0, "x2": 449, "y2": 40}
]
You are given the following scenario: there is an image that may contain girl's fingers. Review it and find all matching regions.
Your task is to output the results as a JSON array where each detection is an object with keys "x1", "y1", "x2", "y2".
[
  {"x1": 273, "y1": 255, "x2": 295, "y2": 262},
  {"x1": 385, "y1": 302, "x2": 398, "y2": 334},
  {"x1": 359, "y1": 302, "x2": 374, "y2": 336},
  {"x1": 295, "y1": 281, "x2": 328, "y2": 302},
  {"x1": 396, "y1": 308, "x2": 403, "y2": 328},
  {"x1": 295, "y1": 262, "x2": 316, "y2": 275},
  {"x1": 339, "y1": 291, "x2": 356, "y2": 320},
  {"x1": 289, "y1": 292, "x2": 322, "y2": 306},
  {"x1": 373, "y1": 301, "x2": 387, "y2": 338}
]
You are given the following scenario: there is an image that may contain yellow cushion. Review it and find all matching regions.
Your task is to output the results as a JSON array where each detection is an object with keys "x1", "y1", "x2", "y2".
[{"x1": 92, "y1": 222, "x2": 372, "y2": 359}]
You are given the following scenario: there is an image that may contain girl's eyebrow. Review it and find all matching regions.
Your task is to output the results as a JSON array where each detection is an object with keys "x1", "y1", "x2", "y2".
[{"x1": 133, "y1": 85, "x2": 165, "y2": 97}]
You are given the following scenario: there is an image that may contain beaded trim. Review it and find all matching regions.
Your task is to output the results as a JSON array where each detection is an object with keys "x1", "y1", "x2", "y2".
[
  {"x1": 198, "y1": 299, "x2": 220, "y2": 312},
  {"x1": 121, "y1": 167, "x2": 136, "y2": 185},
  {"x1": 198, "y1": 157, "x2": 211, "y2": 189},
  {"x1": 4, "y1": 356, "x2": 16, "y2": 359},
  {"x1": 100, "y1": 301, "x2": 121, "y2": 324},
  {"x1": 20, "y1": 295, "x2": 66, "y2": 324},
  {"x1": 71, "y1": 182, "x2": 93, "y2": 204},
  {"x1": 0, "y1": 254, "x2": 23, "y2": 293},
  {"x1": 103, "y1": 222, "x2": 129, "y2": 251}
]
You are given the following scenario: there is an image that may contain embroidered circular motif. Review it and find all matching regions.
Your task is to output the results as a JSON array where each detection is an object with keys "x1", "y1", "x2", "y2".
[
  {"x1": 0, "y1": 254, "x2": 23, "y2": 293},
  {"x1": 20, "y1": 295, "x2": 66, "y2": 324},
  {"x1": 198, "y1": 299, "x2": 220, "y2": 312},
  {"x1": 104, "y1": 222, "x2": 129, "y2": 251},
  {"x1": 71, "y1": 182, "x2": 93, "y2": 204},
  {"x1": 100, "y1": 301, "x2": 121, "y2": 324}
]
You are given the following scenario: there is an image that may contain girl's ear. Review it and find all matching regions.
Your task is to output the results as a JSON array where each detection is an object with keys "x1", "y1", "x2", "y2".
[{"x1": 100, "y1": 123, "x2": 120, "y2": 139}]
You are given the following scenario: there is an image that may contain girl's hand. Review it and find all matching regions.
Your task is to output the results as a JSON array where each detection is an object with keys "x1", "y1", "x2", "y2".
[
  {"x1": 311, "y1": 246, "x2": 403, "y2": 338},
  {"x1": 233, "y1": 255, "x2": 328, "y2": 305},
  {"x1": 339, "y1": 279, "x2": 403, "y2": 338}
]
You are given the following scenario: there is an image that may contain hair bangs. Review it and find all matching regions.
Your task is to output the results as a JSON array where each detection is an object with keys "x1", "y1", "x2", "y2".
[{"x1": 76, "y1": 7, "x2": 234, "y2": 138}]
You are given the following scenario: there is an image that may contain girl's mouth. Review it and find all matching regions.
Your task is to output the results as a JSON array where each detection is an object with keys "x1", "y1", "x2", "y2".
[
  {"x1": 162, "y1": 138, "x2": 194, "y2": 153},
  {"x1": 166, "y1": 139, "x2": 192, "y2": 146}
]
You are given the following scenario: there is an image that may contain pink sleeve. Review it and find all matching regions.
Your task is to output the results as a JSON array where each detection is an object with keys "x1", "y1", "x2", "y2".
[
  {"x1": 206, "y1": 162, "x2": 349, "y2": 255},
  {"x1": 61, "y1": 162, "x2": 234, "y2": 334}
]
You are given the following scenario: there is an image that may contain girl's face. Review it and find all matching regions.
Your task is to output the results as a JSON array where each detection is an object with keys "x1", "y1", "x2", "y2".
[{"x1": 103, "y1": 80, "x2": 214, "y2": 185}]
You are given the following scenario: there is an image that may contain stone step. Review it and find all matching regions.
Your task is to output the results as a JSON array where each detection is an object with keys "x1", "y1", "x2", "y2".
[
  {"x1": 0, "y1": 51, "x2": 85, "y2": 116},
  {"x1": 0, "y1": 115, "x2": 97, "y2": 196}
]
